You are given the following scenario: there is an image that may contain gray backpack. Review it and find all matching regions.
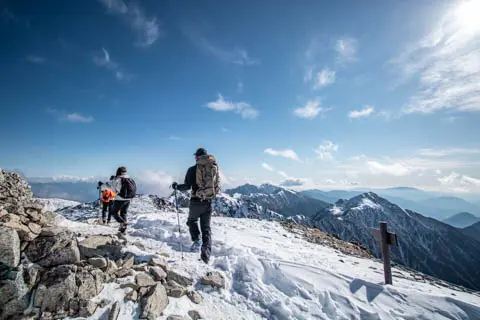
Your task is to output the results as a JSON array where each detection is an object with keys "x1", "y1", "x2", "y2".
[{"x1": 195, "y1": 155, "x2": 220, "y2": 200}]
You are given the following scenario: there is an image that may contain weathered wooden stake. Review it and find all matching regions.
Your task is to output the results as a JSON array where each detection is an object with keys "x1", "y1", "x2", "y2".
[{"x1": 371, "y1": 221, "x2": 398, "y2": 285}]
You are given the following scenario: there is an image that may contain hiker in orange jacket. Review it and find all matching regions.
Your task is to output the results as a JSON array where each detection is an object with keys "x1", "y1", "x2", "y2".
[{"x1": 99, "y1": 182, "x2": 116, "y2": 224}]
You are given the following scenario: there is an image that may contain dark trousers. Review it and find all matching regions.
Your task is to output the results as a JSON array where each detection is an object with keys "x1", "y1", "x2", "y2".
[
  {"x1": 110, "y1": 200, "x2": 130, "y2": 228},
  {"x1": 102, "y1": 201, "x2": 113, "y2": 222},
  {"x1": 187, "y1": 200, "x2": 212, "y2": 262}
]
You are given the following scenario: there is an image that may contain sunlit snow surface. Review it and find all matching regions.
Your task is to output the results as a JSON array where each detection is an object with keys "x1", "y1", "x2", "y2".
[{"x1": 53, "y1": 195, "x2": 480, "y2": 320}]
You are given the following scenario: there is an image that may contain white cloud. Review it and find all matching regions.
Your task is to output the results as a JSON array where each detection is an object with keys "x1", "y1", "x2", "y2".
[
  {"x1": 52, "y1": 175, "x2": 95, "y2": 182},
  {"x1": 262, "y1": 163, "x2": 274, "y2": 171},
  {"x1": 390, "y1": 1, "x2": 480, "y2": 114},
  {"x1": 304, "y1": 66, "x2": 315, "y2": 82},
  {"x1": 264, "y1": 148, "x2": 302, "y2": 162},
  {"x1": 336, "y1": 38, "x2": 357, "y2": 62},
  {"x1": 26, "y1": 55, "x2": 46, "y2": 64},
  {"x1": 93, "y1": 48, "x2": 129, "y2": 81},
  {"x1": 314, "y1": 68, "x2": 336, "y2": 89},
  {"x1": 221, "y1": 127, "x2": 229, "y2": 132},
  {"x1": 438, "y1": 172, "x2": 480, "y2": 192},
  {"x1": 66, "y1": 113, "x2": 94, "y2": 123},
  {"x1": 418, "y1": 148, "x2": 480, "y2": 157},
  {"x1": 348, "y1": 105, "x2": 375, "y2": 118},
  {"x1": 206, "y1": 94, "x2": 258, "y2": 119},
  {"x1": 168, "y1": 135, "x2": 181, "y2": 140},
  {"x1": 313, "y1": 141, "x2": 338, "y2": 161},
  {"x1": 293, "y1": 98, "x2": 332, "y2": 119},
  {"x1": 367, "y1": 160, "x2": 411, "y2": 176},
  {"x1": 46, "y1": 108, "x2": 94, "y2": 124},
  {"x1": 137, "y1": 170, "x2": 173, "y2": 196},
  {"x1": 98, "y1": 0, "x2": 161, "y2": 47}
]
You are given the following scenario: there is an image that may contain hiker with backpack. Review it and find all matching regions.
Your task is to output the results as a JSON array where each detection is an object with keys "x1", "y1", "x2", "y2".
[
  {"x1": 171, "y1": 148, "x2": 220, "y2": 264},
  {"x1": 110, "y1": 166, "x2": 136, "y2": 234},
  {"x1": 99, "y1": 182, "x2": 116, "y2": 224}
]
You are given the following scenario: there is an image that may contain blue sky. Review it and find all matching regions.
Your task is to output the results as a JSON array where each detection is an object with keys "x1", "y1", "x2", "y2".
[{"x1": 1, "y1": 0, "x2": 480, "y2": 194}]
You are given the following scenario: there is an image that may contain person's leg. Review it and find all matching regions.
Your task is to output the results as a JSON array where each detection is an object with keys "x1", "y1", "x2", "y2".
[
  {"x1": 102, "y1": 202, "x2": 108, "y2": 222},
  {"x1": 187, "y1": 202, "x2": 202, "y2": 242},
  {"x1": 199, "y1": 201, "x2": 212, "y2": 263},
  {"x1": 118, "y1": 201, "x2": 129, "y2": 233},
  {"x1": 107, "y1": 201, "x2": 114, "y2": 223},
  {"x1": 110, "y1": 201, "x2": 124, "y2": 223}
]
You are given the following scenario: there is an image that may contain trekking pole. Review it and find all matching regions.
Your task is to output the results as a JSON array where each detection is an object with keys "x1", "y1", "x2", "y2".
[{"x1": 174, "y1": 188, "x2": 184, "y2": 260}]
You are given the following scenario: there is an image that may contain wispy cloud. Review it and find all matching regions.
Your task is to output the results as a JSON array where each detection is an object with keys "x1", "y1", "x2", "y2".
[
  {"x1": 92, "y1": 48, "x2": 129, "y2": 80},
  {"x1": 390, "y1": 1, "x2": 480, "y2": 114},
  {"x1": 280, "y1": 177, "x2": 307, "y2": 187},
  {"x1": 168, "y1": 135, "x2": 181, "y2": 140},
  {"x1": 336, "y1": 37, "x2": 357, "y2": 63},
  {"x1": 438, "y1": 172, "x2": 480, "y2": 192},
  {"x1": 313, "y1": 141, "x2": 338, "y2": 161},
  {"x1": 367, "y1": 160, "x2": 411, "y2": 176},
  {"x1": 46, "y1": 108, "x2": 94, "y2": 123},
  {"x1": 183, "y1": 27, "x2": 259, "y2": 66},
  {"x1": 262, "y1": 163, "x2": 274, "y2": 171},
  {"x1": 348, "y1": 105, "x2": 375, "y2": 118},
  {"x1": 206, "y1": 94, "x2": 258, "y2": 119},
  {"x1": 237, "y1": 81, "x2": 243, "y2": 93},
  {"x1": 314, "y1": 68, "x2": 336, "y2": 89},
  {"x1": 97, "y1": 0, "x2": 161, "y2": 47},
  {"x1": 265, "y1": 148, "x2": 302, "y2": 162},
  {"x1": 304, "y1": 66, "x2": 315, "y2": 82},
  {"x1": 26, "y1": 55, "x2": 46, "y2": 64},
  {"x1": 418, "y1": 148, "x2": 480, "y2": 157},
  {"x1": 221, "y1": 127, "x2": 229, "y2": 132},
  {"x1": 293, "y1": 98, "x2": 332, "y2": 119}
]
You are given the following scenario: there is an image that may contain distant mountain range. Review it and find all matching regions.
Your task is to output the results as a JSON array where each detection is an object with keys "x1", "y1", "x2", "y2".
[
  {"x1": 302, "y1": 188, "x2": 480, "y2": 220},
  {"x1": 309, "y1": 193, "x2": 480, "y2": 291},
  {"x1": 443, "y1": 212, "x2": 480, "y2": 228},
  {"x1": 463, "y1": 222, "x2": 480, "y2": 242}
]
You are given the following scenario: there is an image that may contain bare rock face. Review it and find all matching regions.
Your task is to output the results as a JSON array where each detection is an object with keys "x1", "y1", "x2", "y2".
[
  {"x1": 140, "y1": 284, "x2": 169, "y2": 319},
  {"x1": 150, "y1": 266, "x2": 167, "y2": 281},
  {"x1": 0, "y1": 266, "x2": 30, "y2": 319},
  {"x1": 165, "y1": 280, "x2": 187, "y2": 298},
  {"x1": 200, "y1": 271, "x2": 225, "y2": 289},
  {"x1": 0, "y1": 226, "x2": 20, "y2": 268},
  {"x1": 167, "y1": 269, "x2": 193, "y2": 287},
  {"x1": 24, "y1": 230, "x2": 80, "y2": 267},
  {"x1": 33, "y1": 264, "x2": 105, "y2": 316},
  {"x1": 135, "y1": 272, "x2": 156, "y2": 287},
  {"x1": 88, "y1": 257, "x2": 108, "y2": 269},
  {"x1": 187, "y1": 291, "x2": 203, "y2": 304},
  {"x1": 188, "y1": 310, "x2": 204, "y2": 320},
  {"x1": 78, "y1": 235, "x2": 123, "y2": 259}
]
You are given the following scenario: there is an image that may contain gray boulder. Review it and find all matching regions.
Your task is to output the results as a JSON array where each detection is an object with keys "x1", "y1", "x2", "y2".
[
  {"x1": 188, "y1": 310, "x2": 204, "y2": 320},
  {"x1": 0, "y1": 268, "x2": 29, "y2": 319},
  {"x1": 167, "y1": 269, "x2": 193, "y2": 287},
  {"x1": 88, "y1": 257, "x2": 108, "y2": 269},
  {"x1": 136, "y1": 272, "x2": 156, "y2": 287},
  {"x1": 140, "y1": 284, "x2": 169, "y2": 319},
  {"x1": 165, "y1": 280, "x2": 187, "y2": 298},
  {"x1": 187, "y1": 291, "x2": 203, "y2": 304},
  {"x1": 0, "y1": 226, "x2": 20, "y2": 268},
  {"x1": 167, "y1": 316, "x2": 185, "y2": 320},
  {"x1": 78, "y1": 235, "x2": 123, "y2": 259},
  {"x1": 200, "y1": 271, "x2": 225, "y2": 289},
  {"x1": 150, "y1": 266, "x2": 167, "y2": 281},
  {"x1": 149, "y1": 256, "x2": 168, "y2": 272},
  {"x1": 121, "y1": 253, "x2": 135, "y2": 269},
  {"x1": 25, "y1": 230, "x2": 80, "y2": 267},
  {"x1": 0, "y1": 213, "x2": 37, "y2": 242}
]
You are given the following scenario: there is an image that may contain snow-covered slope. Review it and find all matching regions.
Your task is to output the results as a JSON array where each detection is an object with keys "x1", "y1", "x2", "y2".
[
  {"x1": 54, "y1": 195, "x2": 480, "y2": 319},
  {"x1": 311, "y1": 192, "x2": 480, "y2": 291},
  {"x1": 36, "y1": 198, "x2": 81, "y2": 212}
]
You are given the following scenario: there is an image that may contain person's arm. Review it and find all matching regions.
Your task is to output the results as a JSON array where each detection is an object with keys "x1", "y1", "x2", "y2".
[{"x1": 176, "y1": 167, "x2": 194, "y2": 191}]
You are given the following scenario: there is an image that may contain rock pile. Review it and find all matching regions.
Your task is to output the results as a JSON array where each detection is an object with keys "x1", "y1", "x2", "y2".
[{"x1": 0, "y1": 170, "x2": 213, "y2": 320}]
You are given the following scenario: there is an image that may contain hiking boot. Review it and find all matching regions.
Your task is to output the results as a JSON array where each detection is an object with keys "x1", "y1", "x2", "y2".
[
  {"x1": 119, "y1": 223, "x2": 127, "y2": 235},
  {"x1": 200, "y1": 254, "x2": 209, "y2": 264},
  {"x1": 190, "y1": 241, "x2": 201, "y2": 252},
  {"x1": 102, "y1": 219, "x2": 106, "y2": 224}
]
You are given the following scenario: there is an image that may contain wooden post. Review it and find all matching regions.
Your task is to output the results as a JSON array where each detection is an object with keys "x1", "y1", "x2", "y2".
[
  {"x1": 371, "y1": 221, "x2": 398, "y2": 285},
  {"x1": 379, "y1": 222, "x2": 392, "y2": 285}
]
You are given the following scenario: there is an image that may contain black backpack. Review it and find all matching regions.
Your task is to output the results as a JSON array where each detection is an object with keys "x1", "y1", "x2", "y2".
[{"x1": 120, "y1": 178, "x2": 136, "y2": 199}]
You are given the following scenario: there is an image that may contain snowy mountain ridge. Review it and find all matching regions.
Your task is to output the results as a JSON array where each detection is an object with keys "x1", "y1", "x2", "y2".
[
  {"x1": 310, "y1": 192, "x2": 480, "y2": 291},
  {"x1": 49, "y1": 194, "x2": 480, "y2": 319}
]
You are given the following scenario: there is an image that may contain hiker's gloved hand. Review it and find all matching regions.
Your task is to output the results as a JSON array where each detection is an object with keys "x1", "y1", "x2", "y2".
[{"x1": 171, "y1": 182, "x2": 178, "y2": 190}]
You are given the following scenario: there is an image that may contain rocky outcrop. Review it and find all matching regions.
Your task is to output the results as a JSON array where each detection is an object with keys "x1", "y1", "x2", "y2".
[
  {"x1": 200, "y1": 271, "x2": 225, "y2": 289},
  {"x1": 167, "y1": 269, "x2": 194, "y2": 287},
  {"x1": 140, "y1": 284, "x2": 169, "y2": 319},
  {"x1": 78, "y1": 235, "x2": 123, "y2": 259},
  {"x1": 24, "y1": 230, "x2": 80, "y2": 267},
  {"x1": 0, "y1": 226, "x2": 20, "y2": 268}
]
